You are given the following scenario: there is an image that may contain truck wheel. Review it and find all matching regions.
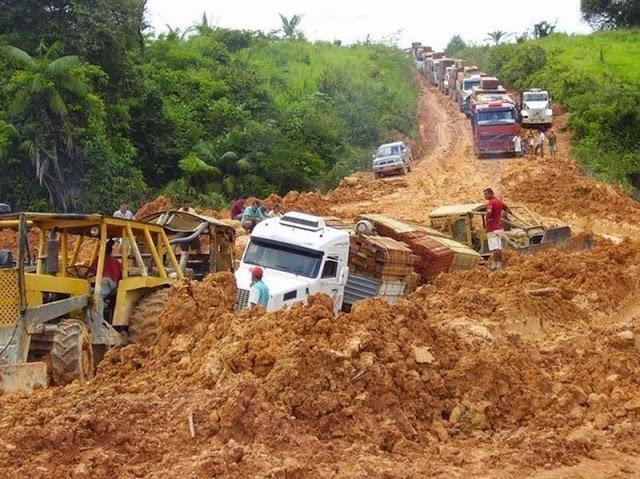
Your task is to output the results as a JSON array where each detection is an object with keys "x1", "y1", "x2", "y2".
[
  {"x1": 407, "y1": 163, "x2": 412, "y2": 173},
  {"x1": 128, "y1": 288, "x2": 169, "y2": 346},
  {"x1": 374, "y1": 172, "x2": 381, "y2": 179},
  {"x1": 51, "y1": 319, "x2": 94, "y2": 385}
]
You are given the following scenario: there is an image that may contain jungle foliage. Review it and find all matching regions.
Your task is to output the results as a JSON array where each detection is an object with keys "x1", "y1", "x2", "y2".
[{"x1": 0, "y1": 2, "x2": 418, "y2": 212}]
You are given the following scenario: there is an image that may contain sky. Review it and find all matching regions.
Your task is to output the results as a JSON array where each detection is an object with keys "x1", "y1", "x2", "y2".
[{"x1": 146, "y1": 0, "x2": 592, "y2": 49}]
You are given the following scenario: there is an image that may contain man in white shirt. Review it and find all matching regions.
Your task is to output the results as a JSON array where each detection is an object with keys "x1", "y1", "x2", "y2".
[
  {"x1": 113, "y1": 203, "x2": 134, "y2": 220},
  {"x1": 512, "y1": 133, "x2": 522, "y2": 157},
  {"x1": 535, "y1": 130, "x2": 546, "y2": 158}
]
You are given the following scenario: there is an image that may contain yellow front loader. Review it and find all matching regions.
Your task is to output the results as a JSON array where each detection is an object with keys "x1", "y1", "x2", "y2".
[{"x1": 0, "y1": 213, "x2": 186, "y2": 393}]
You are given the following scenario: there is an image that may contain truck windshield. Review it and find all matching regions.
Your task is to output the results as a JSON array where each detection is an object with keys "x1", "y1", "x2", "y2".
[
  {"x1": 376, "y1": 145, "x2": 401, "y2": 157},
  {"x1": 524, "y1": 93, "x2": 548, "y2": 102},
  {"x1": 463, "y1": 80, "x2": 481, "y2": 90},
  {"x1": 476, "y1": 109, "x2": 516, "y2": 125},
  {"x1": 243, "y1": 238, "x2": 323, "y2": 278}
]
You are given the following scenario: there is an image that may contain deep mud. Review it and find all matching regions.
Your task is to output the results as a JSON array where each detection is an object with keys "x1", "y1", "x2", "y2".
[{"x1": 2, "y1": 79, "x2": 640, "y2": 478}]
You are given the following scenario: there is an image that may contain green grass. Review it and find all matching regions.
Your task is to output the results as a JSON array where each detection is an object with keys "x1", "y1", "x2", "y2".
[{"x1": 537, "y1": 30, "x2": 640, "y2": 85}]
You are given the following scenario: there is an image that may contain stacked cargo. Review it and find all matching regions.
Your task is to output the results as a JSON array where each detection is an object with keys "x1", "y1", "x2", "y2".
[
  {"x1": 355, "y1": 214, "x2": 481, "y2": 280},
  {"x1": 349, "y1": 235, "x2": 416, "y2": 281},
  {"x1": 345, "y1": 235, "x2": 418, "y2": 306}
]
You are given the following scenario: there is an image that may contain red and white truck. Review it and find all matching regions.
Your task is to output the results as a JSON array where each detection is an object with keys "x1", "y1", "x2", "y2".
[{"x1": 469, "y1": 78, "x2": 519, "y2": 157}]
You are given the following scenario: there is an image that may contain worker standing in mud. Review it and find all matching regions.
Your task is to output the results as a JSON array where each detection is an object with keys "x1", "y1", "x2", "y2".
[
  {"x1": 249, "y1": 266, "x2": 269, "y2": 309},
  {"x1": 512, "y1": 133, "x2": 523, "y2": 157},
  {"x1": 535, "y1": 130, "x2": 546, "y2": 158},
  {"x1": 483, "y1": 188, "x2": 510, "y2": 272},
  {"x1": 548, "y1": 130, "x2": 558, "y2": 158}
]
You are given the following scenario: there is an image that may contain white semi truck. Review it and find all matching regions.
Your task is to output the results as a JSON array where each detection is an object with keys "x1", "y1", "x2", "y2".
[
  {"x1": 235, "y1": 212, "x2": 350, "y2": 314},
  {"x1": 520, "y1": 88, "x2": 553, "y2": 127}
]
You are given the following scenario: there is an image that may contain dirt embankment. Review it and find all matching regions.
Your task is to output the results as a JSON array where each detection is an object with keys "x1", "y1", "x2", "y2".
[
  {"x1": 3, "y1": 80, "x2": 640, "y2": 478},
  {"x1": 2, "y1": 240, "x2": 640, "y2": 477}
]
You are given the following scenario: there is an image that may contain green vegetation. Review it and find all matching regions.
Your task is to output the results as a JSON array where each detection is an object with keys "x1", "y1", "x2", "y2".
[
  {"x1": 449, "y1": 30, "x2": 640, "y2": 192},
  {"x1": 0, "y1": 3, "x2": 418, "y2": 212}
]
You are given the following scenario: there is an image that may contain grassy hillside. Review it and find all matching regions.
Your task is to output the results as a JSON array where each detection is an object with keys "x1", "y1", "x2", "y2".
[
  {"x1": 0, "y1": 9, "x2": 418, "y2": 212},
  {"x1": 451, "y1": 30, "x2": 640, "y2": 193}
]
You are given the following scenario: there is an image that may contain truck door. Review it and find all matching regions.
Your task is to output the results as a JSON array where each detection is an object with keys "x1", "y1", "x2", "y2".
[{"x1": 320, "y1": 255, "x2": 347, "y2": 314}]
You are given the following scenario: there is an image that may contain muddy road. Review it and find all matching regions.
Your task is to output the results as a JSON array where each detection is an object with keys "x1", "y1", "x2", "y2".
[
  {"x1": 332, "y1": 77, "x2": 640, "y2": 243},
  {"x1": 2, "y1": 78, "x2": 640, "y2": 479}
]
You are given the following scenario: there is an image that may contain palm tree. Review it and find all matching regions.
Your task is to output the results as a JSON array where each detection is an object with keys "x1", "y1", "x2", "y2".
[
  {"x1": 188, "y1": 142, "x2": 252, "y2": 196},
  {"x1": 279, "y1": 13, "x2": 304, "y2": 40},
  {"x1": 486, "y1": 30, "x2": 514, "y2": 45},
  {"x1": 2, "y1": 42, "x2": 90, "y2": 211}
]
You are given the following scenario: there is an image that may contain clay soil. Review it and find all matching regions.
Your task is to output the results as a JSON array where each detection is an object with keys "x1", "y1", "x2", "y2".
[{"x1": 2, "y1": 78, "x2": 640, "y2": 478}]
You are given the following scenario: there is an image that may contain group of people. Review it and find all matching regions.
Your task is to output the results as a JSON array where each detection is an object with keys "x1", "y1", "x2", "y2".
[
  {"x1": 230, "y1": 195, "x2": 282, "y2": 232},
  {"x1": 512, "y1": 129, "x2": 557, "y2": 158}
]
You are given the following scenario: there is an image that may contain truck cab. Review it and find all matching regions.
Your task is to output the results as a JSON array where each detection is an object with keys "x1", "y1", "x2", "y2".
[
  {"x1": 459, "y1": 75, "x2": 483, "y2": 114},
  {"x1": 235, "y1": 212, "x2": 350, "y2": 314},
  {"x1": 472, "y1": 101, "x2": 520, "y2": 157},
  {"x1": 520, "y1": 89, "x2": 553, "y2": 127}
]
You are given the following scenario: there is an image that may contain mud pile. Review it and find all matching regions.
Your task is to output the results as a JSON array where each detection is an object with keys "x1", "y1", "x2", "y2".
[
  {"x1": 135, "y1": 196, "x2": 174, "y2": 219},
  {"x1": 281, "y1": 190, "x2": 332, "y2": 216},
  {"x1": 329, "y1": 173, "x2": 409, "y2": 207},
  {"x1": 2, "y1": 242, "x2": 640, "y2": 477},
  {"x1": 0, "y1": 226, "x2": 40, "y2": 254}
]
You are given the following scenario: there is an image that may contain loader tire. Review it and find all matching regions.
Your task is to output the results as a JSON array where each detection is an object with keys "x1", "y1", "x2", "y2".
[
  {"x1": 51, "y1": 319, "x2": 94, "y2": 386},
  {"x1": 128, "y1": 288, "x2": 169, "y2": 346}
]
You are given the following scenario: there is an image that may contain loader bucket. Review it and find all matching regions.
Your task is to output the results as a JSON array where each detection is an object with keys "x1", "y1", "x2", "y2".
[
  {"x1": 541, "y1": 226, "x2": 572, "y2": 245},
  {"x1": 0, "y1": 362, "x2": 48, "y2": 394}
]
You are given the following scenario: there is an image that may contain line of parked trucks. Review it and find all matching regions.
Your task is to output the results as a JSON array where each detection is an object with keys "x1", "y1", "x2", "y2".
[{"x1": 410, "y1": 43, "x2": 553, "y2": 157}]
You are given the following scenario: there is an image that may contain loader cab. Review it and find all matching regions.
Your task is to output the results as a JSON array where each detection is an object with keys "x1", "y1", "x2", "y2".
[{"x1": 0, "y1": 212, "x2": 184, "y2": 393}]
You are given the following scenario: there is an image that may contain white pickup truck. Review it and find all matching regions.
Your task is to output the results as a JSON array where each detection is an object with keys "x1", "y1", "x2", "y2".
[
  {"x1": 235, "y1": 212, "x2": 350, "y2": 314},
  {"x1": 520, "y1": 89, "x2": 553, "y2": 127}
]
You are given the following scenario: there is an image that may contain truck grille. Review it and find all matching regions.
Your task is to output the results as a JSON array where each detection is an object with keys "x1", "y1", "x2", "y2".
[{"x1": 235, "y1": 288, "x2": 250, "y2": 310}]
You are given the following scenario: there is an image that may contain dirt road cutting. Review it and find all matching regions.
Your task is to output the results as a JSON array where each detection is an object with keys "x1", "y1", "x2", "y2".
[{"x1": 2, "y1": 78, "x2": 640, "y2": 479}]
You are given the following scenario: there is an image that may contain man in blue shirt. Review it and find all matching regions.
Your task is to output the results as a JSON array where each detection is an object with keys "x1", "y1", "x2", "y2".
[
  {"x1": 241, "y1": 200, "x2": 266, "y2": 233},
  {"x1": 249, "y1": 266, "x2": 269, "y2": 309}
]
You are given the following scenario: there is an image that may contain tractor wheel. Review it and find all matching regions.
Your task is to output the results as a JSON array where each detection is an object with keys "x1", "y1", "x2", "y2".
[
  {"x1": 51, "y1": 319, "x2": 94, "y2": 385},
  {"x1": 128, "y1": 288, "x2": 169, "y2": 346}
]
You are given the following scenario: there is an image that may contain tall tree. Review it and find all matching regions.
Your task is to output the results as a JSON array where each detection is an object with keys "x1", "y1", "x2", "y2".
[
  {"x1": 581, "y1": 0, "x2": 640, "y2": 29},
  {"x1": 2, "y1": 42, "x2": 94, "y2": 211},
  {"x1": 279, "y1": 14, "x2": 304, "y2": 40},
  {"x1": 445, "y1": 34, "x2": 467, "y2": 57},
  {"x1": 532, "y1": 20, "x2": 557, "y2": 38},
  {"x1": 486, "y1": 30, "x2": 513, "y2": 45},
  {"x1": 0, "y1": 0, "x2": 148, "y2": 95}
]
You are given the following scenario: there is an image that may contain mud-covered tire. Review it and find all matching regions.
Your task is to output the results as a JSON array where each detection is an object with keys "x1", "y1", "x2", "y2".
[
  {"x1": 51, "y1": 319, "x2": 94, "y2": 385},
  {"x1": 128, "y1": 288, "x2": 169, "y2": 346}
]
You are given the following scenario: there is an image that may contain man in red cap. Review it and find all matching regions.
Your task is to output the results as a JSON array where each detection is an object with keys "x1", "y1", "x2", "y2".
[{"x1": 249, "y1": 266, "x2": 269, "y2": 309}]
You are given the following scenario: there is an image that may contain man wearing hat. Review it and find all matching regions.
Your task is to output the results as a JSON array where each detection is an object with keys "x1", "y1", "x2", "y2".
[{"x1": 249, "y1": 266, "x2": 270, "y2": 309}]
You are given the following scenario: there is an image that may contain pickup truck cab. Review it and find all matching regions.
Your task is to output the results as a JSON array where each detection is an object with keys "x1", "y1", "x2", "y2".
[{"x1": 372, "y1": 141, "x2": 413, "y2": 179}]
